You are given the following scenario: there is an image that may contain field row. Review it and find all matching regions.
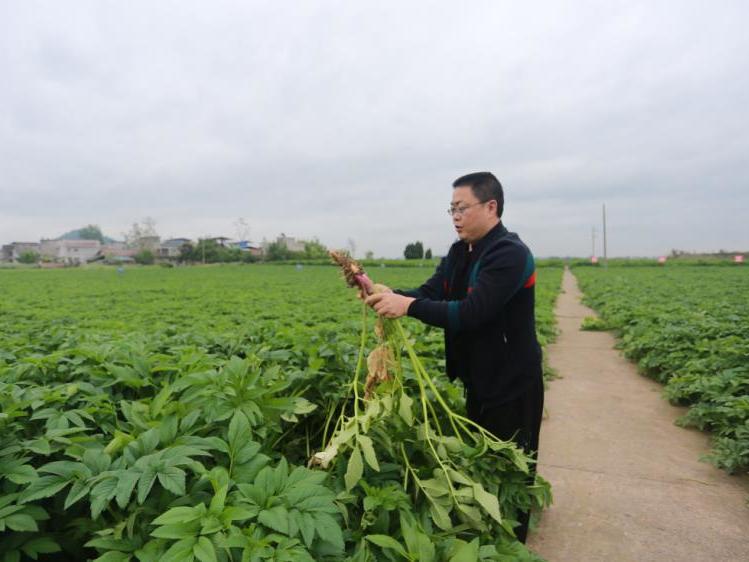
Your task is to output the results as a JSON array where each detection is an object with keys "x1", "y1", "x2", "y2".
[{"x1": 574, "y1": 266, "x2": 749, "y2": 475}]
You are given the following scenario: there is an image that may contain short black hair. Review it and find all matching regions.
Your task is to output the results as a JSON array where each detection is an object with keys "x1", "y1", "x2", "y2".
[{"x1": 452, "y1": 172, "x2": 504, "y2": 218}]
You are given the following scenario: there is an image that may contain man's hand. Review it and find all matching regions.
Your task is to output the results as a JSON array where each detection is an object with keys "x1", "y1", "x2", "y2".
[
  {"x1": 358, "y1": 283, "x2": 392, "y2": 300},
  {"x1": 365, "y1": 292, "x2": 415, "y2": 319}
]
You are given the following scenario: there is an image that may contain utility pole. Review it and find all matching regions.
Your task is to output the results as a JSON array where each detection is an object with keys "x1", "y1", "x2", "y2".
[{"x1": 602, "y1": 203, "x2": 608, "y2": 267}]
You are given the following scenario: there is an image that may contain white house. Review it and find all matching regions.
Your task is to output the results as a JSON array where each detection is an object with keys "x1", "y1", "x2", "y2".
[
  {"x1": 40, "y1": 239, "x2": 101, "y2": 264},
  {"x1": 159, "y1": 238, "x2": 192, "y2": 258},
  {"x1": 263, "y1": 233, "x2": 305, "y2": 253}
]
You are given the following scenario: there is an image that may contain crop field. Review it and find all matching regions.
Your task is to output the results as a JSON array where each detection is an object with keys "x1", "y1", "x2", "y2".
[
  {"x1": 0, "y1": 264, "x2": 562, "y2": 562},
  {"x1": 574, "y1": 266, "x2": 749, "y2": 476}
]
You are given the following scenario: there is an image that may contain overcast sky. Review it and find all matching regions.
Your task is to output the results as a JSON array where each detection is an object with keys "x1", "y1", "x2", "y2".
[{"x1": 2, "y1": 1, "x2": 748, "y2": 257}]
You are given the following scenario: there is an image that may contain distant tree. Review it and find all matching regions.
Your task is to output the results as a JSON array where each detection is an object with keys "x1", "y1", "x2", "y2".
[
  {"x1": 134, "y1": 249, "x2": 155, "y2": 265},
  {"x1": 78, "y1": 224, "x2": 105, "y2": 242},
  {"x1": 303, "y1": 238, "x2": 328, "y2": 259},
  {"x1": 425, "y1": 248, "x2": 432, "y2": 259},
  {"x1": 178, "y1": 243, "x2": 194, "y2": 263},
  {"x1": 234, "y1": 217, "x2": 251, "y2": 242},
  {"x1": 365, "y1": 250, "x2": 374, "y2": 260},
  {"x1": 124, "y1": 218, "x2": 159, "y2": 251},
  {"x1": 347, "y1": 238, "x2": 357, "y2": 258},
  {"x1": 17, "y1": 251, "x2": 40, "y2": 264},
  {"x1": 265, "y1": 241, "x2": 293, "y2": 261},
  {"x1": 404, "y1": 241, "x2": 424, "y2": 260}
]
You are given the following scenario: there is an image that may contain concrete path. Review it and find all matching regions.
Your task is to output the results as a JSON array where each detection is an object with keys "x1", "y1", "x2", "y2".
[{"x1": 527, "y1": 268, "x2": 749, "y2": 561}]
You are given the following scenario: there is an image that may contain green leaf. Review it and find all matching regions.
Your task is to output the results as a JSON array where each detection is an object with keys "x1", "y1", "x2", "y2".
[
  {"x1": 0, "y1": 503, "x2": 24, "y2": 519},
  {"x1": 357, "y1": 435, "x2": 380, "y2": 472},
  {"x1": 258, "y1": 505, "x2": 289, "y2": 535},
  {"x1": 272, "y1": 457, "x2": 289, "y2": 492},
  {"x1": 228, "y1": 410, "x2": 249, "y2": 447},
  {"x1": 344, "y1": 446, "x2": 363, "y2": 491},
  {"x1": 365, "y1": 535, "x2": 408, "y2": 558},
  {"x1": 5, "y1": 513, "x2": 38, "y2": 532},
  {"x1": 115, "y1": 470, "x2": 140, "y2": 509},
  {"x1": 199, "y1": 515, "x2": 222, "y2": 535},
  {"x1": 20, "y1": 536, "x2": 61, "y2": 557},
  {"x1": 150, "y1": 521, "x2": 201, "y2": 540},
  {"x1": 83, "y1": 449, "x2": 112, "y2": 474},
  {"x1": 313, "y1": 512, "x2": 344, "y2": 553},
  {"x1": 152, "y1": 505, "x2": 204, "y2": 526},
  {"x1": 449, "y1": 538, "x2": 480, "y2": 562},
  {"x1": 292, "y1": 397, "x2": 317, "y2": 415},
  {"x1": 157, "y1": 466, "x2": 186, "y2": 496},
  {"x1": 297, "y1": 511, "x2": 315, "y2": 548},
  {"x1": 472, "y1": 483, "x2": 502, "y2": 524},
  {"x1": 90, "y1": 477, "x2": 118, "y2": 519},
  {"x1": 19, "y1": 475, "x2": 70, "y2": 503},
  {"x1": 85, "y1": 536, "x2": 134, "y2": 550},
  {"x1": 93, "y1": 553, "x2": 132, "y2": 562},
  {"x1": 161, "y1": 537, "x2": 196, "y2": 562},
  {"x1": 37, "y1": 460, "x2": 83, "y2": 478},
  {"x1": 137, "y1": 469, "x2": 157, "y2": 504},
  {"x1": 398, "y1": 393, "x2": 414, "y2": 426},
  {"x1": 220, "y1": 506, "x2": 256, "y2": 523},
  {"x1": 5, "y1": 464, "x2": 37, "y2": 485},
  {"x1": 64, "y1": 479, "x2": 91, "y2": 510},
  {"x1": 416, "y1": 532, "x2": 436, "y2": 562},
  {"x1": 429, "y1": 501, "x2": 452, "y2": 531},
  {"x1": 25, "y1": 438, "x2": 51, "y2": 456},
  {"x1": 193, "y1": 537, "x2": 217, "y2": 562}
]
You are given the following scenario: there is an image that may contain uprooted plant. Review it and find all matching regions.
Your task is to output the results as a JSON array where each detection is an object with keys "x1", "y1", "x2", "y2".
[{"x1": 308, "y1": 251, "x2": 552, "y2": 558}]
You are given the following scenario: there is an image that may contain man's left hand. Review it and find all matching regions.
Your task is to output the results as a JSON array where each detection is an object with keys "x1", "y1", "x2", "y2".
[{"x1": 364, "y1": 293, "x2": 415, "y2": 319}]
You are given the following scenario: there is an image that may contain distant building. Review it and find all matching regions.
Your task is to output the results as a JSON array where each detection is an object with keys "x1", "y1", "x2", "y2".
[
  {"x1": 230, "y1": 240, "x2": 263, "y2": 257},
  {"x1": 135, "y1": 235, "x2": 161, "y2": 252},
  {"x1": 100, "y1": 242, "x2": 137, "y2": 261},
  {"x1": 159, "y1": 238, "x2": 192, "y2": 259},
  {"x1": 40, "y1": 239, "x2": 101, "y2": 264},
  {"x1": 263, "y1": 233, "x2": 305, "y2": 253},
  {"x1": 1, "y1": 242, "x2": 41, "y2": 262},
  {"x1": 207, "y1": 236, "x2": 232, "y2": 248}
]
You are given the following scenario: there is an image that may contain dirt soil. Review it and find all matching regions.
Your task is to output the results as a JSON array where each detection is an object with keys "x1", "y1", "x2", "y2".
[{"x1": 527, "y1": 268, "x2": 749, "y2": 561}]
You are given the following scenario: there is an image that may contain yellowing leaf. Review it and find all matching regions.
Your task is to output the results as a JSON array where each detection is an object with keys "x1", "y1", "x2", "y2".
[
  {"x1": 344, "y1": 446, "x2": 363, "y2": 491},
  {"x1": 357, "y1": 435, "x2": 379, "y2": 472}
]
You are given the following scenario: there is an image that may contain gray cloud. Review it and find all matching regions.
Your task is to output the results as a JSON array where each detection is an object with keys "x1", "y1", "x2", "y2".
[{"x1": 2, "y1": 1, "x2": 748, "y2": 257}]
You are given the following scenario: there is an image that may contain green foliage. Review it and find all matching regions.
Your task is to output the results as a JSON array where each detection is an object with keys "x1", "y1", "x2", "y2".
[
  {"x1": 0, "y1": 264, "x2": 563, "y2": 560},
  {"x1": 264, "y1": 241, "x2": 293, "y2": 262},
  {"x1": 580, "y1": 316, "x2": 610, "y2": 331},
  {"x1": 264, "y1": 237, "x2": 329, "y2": 262},
  {"x1": 17, "y1": 251, "x2": 40, "y2": 264},
  {"x1": 178, "y1": 240, "x2": 242, "y2": 264},
  {"x1": 574, "y1": 266, "x2": 749, "y2": 476},
  {"x1": 135, "y1": 249, "x2": 155, "y2": 265},
  {"x1": 78, "y1": 225, "x2": 106, "y2": 242},
  {"x1": 404, "y1": 242, "x2": 424, "y2": 260}
]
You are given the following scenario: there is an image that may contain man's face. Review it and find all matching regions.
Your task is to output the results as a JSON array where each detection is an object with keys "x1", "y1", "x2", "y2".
[{"x1": 450, "y1": 186, "x2": 498, "y2": 244}]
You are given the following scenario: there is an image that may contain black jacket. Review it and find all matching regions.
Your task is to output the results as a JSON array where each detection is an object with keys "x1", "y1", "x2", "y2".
[{"x1": 396, "y1": 222, "x2": 542, "y2": 405}]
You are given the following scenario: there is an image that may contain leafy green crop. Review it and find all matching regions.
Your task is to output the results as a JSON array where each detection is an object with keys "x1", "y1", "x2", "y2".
[
  {"x1": 574, "y1": 266, "x2": 749, "y2": 476},
  {"x1": 0, "y1": 264, "x2": 562, "y2": 560}
]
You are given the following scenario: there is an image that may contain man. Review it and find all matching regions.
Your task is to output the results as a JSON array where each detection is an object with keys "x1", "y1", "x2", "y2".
[{"x1": 365, "y1": 171, "x2": 543, "y2": 543}]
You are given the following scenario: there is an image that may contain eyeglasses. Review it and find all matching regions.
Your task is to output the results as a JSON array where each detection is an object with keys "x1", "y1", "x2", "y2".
[{"x1": 447, "y1": 201, "x2": 485, "y2": 217}]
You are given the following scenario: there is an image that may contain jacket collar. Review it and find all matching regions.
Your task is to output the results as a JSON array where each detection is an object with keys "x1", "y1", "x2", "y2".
[{"x1": 469, "y1": 221, "x2": 507, "y2": 254}]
